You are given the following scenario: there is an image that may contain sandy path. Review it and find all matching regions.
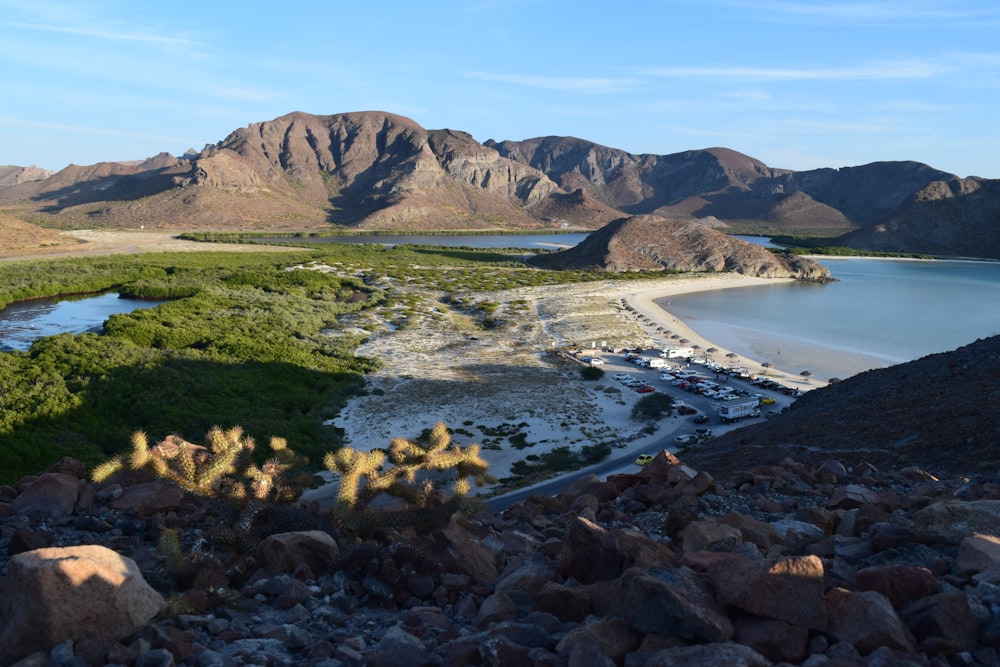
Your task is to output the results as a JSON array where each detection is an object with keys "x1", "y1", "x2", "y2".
[{"x1": 0, "y1": 230, "x2": 301, "y2": 262}]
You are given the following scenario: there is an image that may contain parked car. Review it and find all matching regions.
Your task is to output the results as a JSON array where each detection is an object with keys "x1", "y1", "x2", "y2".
[
  {"x1": 761, "y1": 397, "x2": 776, "y2": 404},
  {"x1": 613, "y1": 373, "x2": 632, "y2": 381},
  {"x1": 635, "y1": 454, "x2": 654, "y2": 466},
  {"x1": 695, "y1": 428, "x2": 713, "y2": 439},
  {"x1": 693, "y1": 414, "x2": 709, "y2": 424},
  {"x1": 636, "y1": 385, "x2": 655, "y2": 393},
  {"x1": 677, "y1": 406, "x2": 697, "y2": 415},
  {"x1": 674, "y1": 434, "x2": 698, "y2": 445}
]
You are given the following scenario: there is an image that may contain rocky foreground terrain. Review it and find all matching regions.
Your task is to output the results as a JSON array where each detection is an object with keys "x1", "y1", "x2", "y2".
[{"x1": 2, "y1": 440, "x2": 1000, "y2": 665}]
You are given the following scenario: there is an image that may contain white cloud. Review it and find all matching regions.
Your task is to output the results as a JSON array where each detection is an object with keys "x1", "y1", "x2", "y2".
[
  {"x1": 465, "y1": 71, "x2": 644, "y2": 94},
  {"x1": 645, "y1": 59, "x2": 949, "y2": 82},
  {"x1": 694, "y1": 0, "x2": 1000, "y2": 25}
]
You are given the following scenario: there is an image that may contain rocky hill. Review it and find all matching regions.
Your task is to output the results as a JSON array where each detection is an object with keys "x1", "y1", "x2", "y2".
[
  {"x1": 2, "y1": 111, "x2": 999, "y2": 257},
  {"x1": 530, "y1": 214, "x2": 831, "y2": 280},
  {"x1": 682, "y1": 334, "x2": 1000, "y2": 478}
]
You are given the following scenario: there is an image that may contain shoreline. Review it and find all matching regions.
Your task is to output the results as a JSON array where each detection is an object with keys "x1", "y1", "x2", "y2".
[{"x1": 619, "y1": 275, "x2": 829, "y2": 390}]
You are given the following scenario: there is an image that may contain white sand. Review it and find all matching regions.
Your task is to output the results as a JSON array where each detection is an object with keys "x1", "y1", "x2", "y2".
[{"x1": 327, "y1": 274, "x2": 821, "y2": 490}]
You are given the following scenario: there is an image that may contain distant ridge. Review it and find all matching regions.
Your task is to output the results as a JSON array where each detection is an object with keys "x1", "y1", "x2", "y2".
[{"x1": 1, "y1": 111, "x2": 999, "y2": 258}]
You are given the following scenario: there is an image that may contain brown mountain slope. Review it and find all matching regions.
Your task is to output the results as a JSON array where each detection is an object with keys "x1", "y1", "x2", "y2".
[
  {"x1": 833, "y1": 177, "x2": 1000, "y2": 258},
  {"x1": 0, "y1": 165, "x2": 53, "y2": 187},
  {"x1": 0, "y1": 112, "x2": 608, "y2": 232},
  {"x1": 0, "y1": 214, "x2": 78, "y2": 254},
  {"x1": 2, "y1": 111, "x2": 998, "y2": 257},
  {"x1": 530, "y1": 214, "x2": 831, "y2": 280},
  {"x1": 682, "y1": 334, "x2": 1000, "y2": 477}
]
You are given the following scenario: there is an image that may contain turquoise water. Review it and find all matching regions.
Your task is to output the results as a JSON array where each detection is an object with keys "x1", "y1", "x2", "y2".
[{"x1": 660, "y1": 258, "x2": 1000, "y2": 380}]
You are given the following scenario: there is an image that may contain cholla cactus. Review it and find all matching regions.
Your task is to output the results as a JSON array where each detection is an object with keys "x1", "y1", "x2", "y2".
[
  {"x1": 92, "y1": 427, "x2": 306, "y2": 504},
  {"x1": 323, "y1": 421, "x2": 492, "y2": 531}
]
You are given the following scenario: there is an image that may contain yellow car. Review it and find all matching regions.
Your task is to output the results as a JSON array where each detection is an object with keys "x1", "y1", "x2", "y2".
[
  {"x1": 635, "y1": 454, "x2": 654, "y2": 466},
  {"x1": 761, "y1": 397, "x2": 776, "y2": 404}
]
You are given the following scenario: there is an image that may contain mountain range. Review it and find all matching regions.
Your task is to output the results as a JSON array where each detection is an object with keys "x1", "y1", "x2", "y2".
[{"x1": 1, "y1": 110, "x2": 998, "y2": 259}]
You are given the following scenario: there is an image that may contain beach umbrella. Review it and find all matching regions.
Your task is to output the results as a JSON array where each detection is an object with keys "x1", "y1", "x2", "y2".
[
  {"x1": 679, "y1": 338, "x2": 689, "y2": 344},
  {"x1": 761, "y1": 361, "x2": 773, "y2": 375},
  {"x1": 707, "y1": 347, "x2": 718, "y2": 356},
  {"x1": 726, "y1": 352, "x2": 738, "y2": 360},
  {"x1": 671, "y1": 334, "x2": 680, "y2": 340},
  {"x1": 828, "y1": 377, "x2": 842, "y2": 384},
  {"x1": 800, "y1": 370, "x2": 814, "y2": 378},
  {"x1": 692, "y1": 344, "x2": 701, "y2": 350}
]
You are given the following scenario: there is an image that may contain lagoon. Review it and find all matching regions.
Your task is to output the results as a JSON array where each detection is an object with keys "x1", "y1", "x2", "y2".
[{"x1": 0, "y1": 293, "x2": 163, "y2": 352}]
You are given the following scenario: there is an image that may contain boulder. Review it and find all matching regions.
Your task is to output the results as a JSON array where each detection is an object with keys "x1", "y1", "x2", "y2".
[
  {"x1": 109, "y1": 480, "x2": 185, "y2": 516},
  {"x1": 825, "y1": 587, "x2": 916, "y2": 655},
  {"x1": 682, "y1": 520, "x2": 743, "y2": 554},
  {"x1": 734, "y1": 616, "x2": 810, "y2": 664},
  {"x1": 257, "y1": 530, "x2": 339, "y2": 577},
  {"x1": 957, "y1": 533, "x2": 1000, "y2": 575},
  {"x1": 559, "y1": 517, "x2": 624, "y2": 583},
  {"x1": 0, "y1": 545, "x2": 165, "y2": 664},
  {"x1": 899, "y1": 591, "x2": 980, "y2": 653},
  {"x1": 441, "y1": 517, "x2": 501, "y2": 586},
  {"x1": 854, "y1": 565, "x2": 939, "y2": 609},
  {"x1": 912, "y1": 499, "x2": 1000, "y2": 544},
  {"x1": 10, "y1": 473, "x2": 80, "y2": 518},
  {"x1": 708, "y1": 554, "x2": 827, "y2": 630},
  {"x1": 620, "y1": 567, "x2": 734, "y2": 642},
  {"x1": 642, "y1": 641, "x2": 772, "y2": 667}
]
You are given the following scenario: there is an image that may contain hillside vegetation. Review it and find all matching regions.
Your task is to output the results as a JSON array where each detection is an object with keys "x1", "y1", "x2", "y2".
[{"x1": 0, "y1": 245, "x2": 658, "y2": 483}]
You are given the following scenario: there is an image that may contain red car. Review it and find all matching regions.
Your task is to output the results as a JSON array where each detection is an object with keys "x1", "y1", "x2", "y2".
[
  {"x1": 636, "y1": 385, "x2": 656, "y2": 393},
  {"x1": 677, "y1": 406, "x2": 697, "y2": 415}
]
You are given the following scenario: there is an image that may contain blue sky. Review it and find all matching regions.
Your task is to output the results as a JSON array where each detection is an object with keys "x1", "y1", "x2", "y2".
[{"x1": 2, "y1": 1, "x2": 998, "y2": 177}]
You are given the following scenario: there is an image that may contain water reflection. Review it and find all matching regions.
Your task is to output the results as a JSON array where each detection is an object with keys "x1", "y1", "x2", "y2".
[{"x1": 0, "y1": 293, "x2": 163, "y2": 352}]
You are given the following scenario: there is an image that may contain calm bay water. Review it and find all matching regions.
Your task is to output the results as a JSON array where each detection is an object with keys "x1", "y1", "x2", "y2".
[
  {"x1": 0, "y1": 293, "x2": 162, "y2": 352},
  {"x1": 659, "y1": 258, "x2": 1000, "y2": 380},
  {"x1": 253, "y1": 232, "x2": 590, "y2": 249}
]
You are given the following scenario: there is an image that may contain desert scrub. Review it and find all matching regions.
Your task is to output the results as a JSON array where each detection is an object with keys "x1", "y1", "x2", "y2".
[{"x1": 322, "y1": 422, "x2": 493, "y2": 533}]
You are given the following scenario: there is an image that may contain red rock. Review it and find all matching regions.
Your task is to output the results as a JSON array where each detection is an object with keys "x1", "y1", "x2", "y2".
[
  {"x1": 734, "y1": 616, "x2": 810, "y2": 663},
  {"x1": 556, "y1": 617, "x2": 640, "y2": 664},
  {"x1": 957, "y1": 533, "x2": 1000, "y2": 575},
  {"x1": 108, "y1": 480, "x2": 184, "y2": 516},
  {"x1": 854, "y1": 565, "x2": 939, "y2": 609},
  {"x1": 0, "y1": 545, "x2": 164, "y2": 664},
  {"x1": 258, "y1": 530, "x2": 340, "y2": 576},
  {"x1": 900, "y1": 591, "x2": 980, "y2": 653},
  {"x1": 681, "y1": 520, "x2": 743, "y2": 554},
  {"x1": 828, "y1": 484, "x2": 882, "y2": 509},
  {"x1": 11, "y1": 473, "x2": 80, "y2": 518},
  {"x1": 825, "y1": 587, "x2": 916, "y2": 655},
  {"x1": 708, "y1": 554, "x2": 827, "y2": 630},
  {"x1": 559, "y1": 517, "x2": 624, "y2": 583},
  {"x1": 620, "y1": 567, "x2": 734, "y2": 642}
]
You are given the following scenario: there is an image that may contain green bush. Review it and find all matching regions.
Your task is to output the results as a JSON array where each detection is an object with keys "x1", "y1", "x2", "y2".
[
  {"x1": 631, "y1": 393, "x2": 675, "y2": 421},
  {"x1": 579, "y1": 365, "x2": 605, "y2": 381}
]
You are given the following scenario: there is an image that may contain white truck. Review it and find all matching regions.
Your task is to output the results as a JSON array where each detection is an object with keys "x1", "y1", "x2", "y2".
[
  {"x1": 719, "y1": 399, "x2": 761, "y2": 423},
  {"x1": 647, "y1": 358, "x2": 669, "y2": 369},
  {"x1": 663, "y1": 347, "x2": 694, "y2": 359}
]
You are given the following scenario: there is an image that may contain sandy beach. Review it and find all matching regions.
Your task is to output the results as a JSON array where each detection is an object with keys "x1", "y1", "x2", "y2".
[{"x1": 327, "y1": 273, "x2": 827, "y2": 490}]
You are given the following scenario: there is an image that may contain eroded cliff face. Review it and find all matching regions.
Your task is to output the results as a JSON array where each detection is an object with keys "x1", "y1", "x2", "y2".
[
  {"x1": 531, "y1": 214, "x2": 831, "y2": 280},
  {"x1": 184, "y1": 112, "x2": 568, "y2": 228}
]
